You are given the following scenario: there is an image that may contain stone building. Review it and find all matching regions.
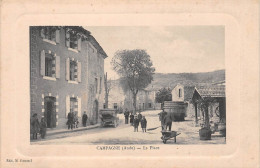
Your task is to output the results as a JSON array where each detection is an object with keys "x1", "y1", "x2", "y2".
[
  {"x1": 105, "y1": 80, "x2": 125, "y2": 113},
  {"x1": 171, "y1": 84, "x2": 195, "y2": 117},
  {"x1": 123, "y1": 88, "x2": 157, "y2": 112},
  {"x1": 30, "y1": 26, "x2": 107, "y2": 129}
]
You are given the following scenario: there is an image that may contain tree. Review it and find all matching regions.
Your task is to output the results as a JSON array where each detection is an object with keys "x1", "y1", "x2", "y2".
[
  {"x1": 155, "y1": 87, "x2": 172, "y2": 108},
  {"x1": 104, "y1": 72, "x2": 113, "y2": 108},
  {"x1": 194, "y1": 97, "x2": 217, "y2": 128},
  {"x1": 111, "y1": 49, "x2": 155, "y2": 113}
]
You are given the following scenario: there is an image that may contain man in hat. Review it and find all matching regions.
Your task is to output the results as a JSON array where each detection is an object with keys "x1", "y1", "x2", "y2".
[
  {"x1": 133, "y1": 115, "x2": 139, "y2": 132},
  {"x1": 82, "y1": 111, "x2": 88, "y2": 127},
  {"x1": 124, "y1": 108, "x2": 130, "y2": 124},
  {"x1": 67, "y1": 110, "x2": 74, "y2": 130},
  {"x1": 158, "y1": 109, "x2": 168, "y2": 130}
]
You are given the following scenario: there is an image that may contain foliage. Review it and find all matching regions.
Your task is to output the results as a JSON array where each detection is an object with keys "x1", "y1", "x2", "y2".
[
  {"x1": 111, "y1": 49, "x2": 155, "y2": 112},
  {"x1": 155, "y1": 87, "x2": 172, "y2": 103},
  {"x1": 193, "y1": 97, "x2": 217, "y2": 128}
]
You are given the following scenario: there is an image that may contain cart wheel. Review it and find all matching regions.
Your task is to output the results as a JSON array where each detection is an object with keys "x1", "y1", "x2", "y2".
[{"x1": 162, "y1": 135, "x2": 167, "y2": 144}]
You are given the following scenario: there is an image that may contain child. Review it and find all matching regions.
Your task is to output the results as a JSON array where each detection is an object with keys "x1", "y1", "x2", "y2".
[
  {"x1": 40, "y1": 117, "x2": 47, "y2": 139},
  {"x1": 141, "y1": 116, "x2": 147, "y2": 132},
  {"x1": 133, "y1": 115, "x2": 139, "y2": 132}
]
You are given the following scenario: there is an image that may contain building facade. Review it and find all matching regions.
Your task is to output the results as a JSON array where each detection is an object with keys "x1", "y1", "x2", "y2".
[
  {"x1": 123, "y1": 89, "x2": 157, "y2": 112},
  {"x1": 30, "y1": 26, "x2": 107, "y2": 129},
  {"x1": 171, "y1": 84, "x2": 195, "y2": 117}
]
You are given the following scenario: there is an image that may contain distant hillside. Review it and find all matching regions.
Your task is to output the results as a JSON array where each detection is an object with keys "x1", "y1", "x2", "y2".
[
  {"x1": 114, "y1": 70, "x2": 225, "y2": 91},
  {"x1": 147, "y1": 69, "x2": 225, "y2": 90}
]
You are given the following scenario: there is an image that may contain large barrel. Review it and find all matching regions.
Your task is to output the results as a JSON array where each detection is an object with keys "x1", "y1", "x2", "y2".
[{"x1": 163, "y1": 101, "x2": 187, "y2": 121}]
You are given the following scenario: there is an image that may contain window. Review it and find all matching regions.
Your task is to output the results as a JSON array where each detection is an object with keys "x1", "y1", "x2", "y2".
[
  {"x1": 66, "y1": 29, "x2": 81, "y2": 52},
  {"x1": 66, "y1": 58, "x2": 81, "y2": 83},
  {"x1": 40, "y1": 27, "x2": 60, "y2": 44},
  {"x1": 40, "y1": 50, "x2": 60, "y2": 80},
  {"x1": 45, "y1": 54, "x2": 53, "y2": 77},
  {"x1": 179, "y1": 89, "x2": 182, "y2": 98},
  {"x1": 95, "y1": 78, "x2": 98, "y2": 93},
  {"x1": 114, "y1": 103, "x2": 118, "y2": 109},
  {"x1": 148, "y1": 103, "x2": 152, "y2": 108},
  {"x1": 70, "y1": 61, "x2": 77, "y2": 81},
  {"x1": 103, "y1": 103, "x2": 106, "y2": 109}
]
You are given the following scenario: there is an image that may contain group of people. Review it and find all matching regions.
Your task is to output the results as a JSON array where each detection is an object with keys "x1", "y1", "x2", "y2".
[
  {"x1": 67, "y1": 110, "x2": 88, "y2": 130},
  {"x1": 30, "y1": 113, "x2": 47, "y2": 140},
  {"x1": 124, "y1": 109, "x2": 147, "y2": 132},
  {"x1": 158, "y1": 109, "x2": 173, "y2": 131}
]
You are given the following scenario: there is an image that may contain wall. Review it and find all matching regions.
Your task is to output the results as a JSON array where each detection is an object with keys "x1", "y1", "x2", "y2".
[
  {"x1": 30, "y1": 27, "x2": 105, "y2": 129},
  {"x1": 171, "y1": 84, "x2": 185, "y2": 102}
]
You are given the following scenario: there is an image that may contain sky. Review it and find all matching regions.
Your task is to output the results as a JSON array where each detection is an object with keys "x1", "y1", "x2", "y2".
[{"x1": 84, "y1": 26, "x2": 225, "y2": 80}]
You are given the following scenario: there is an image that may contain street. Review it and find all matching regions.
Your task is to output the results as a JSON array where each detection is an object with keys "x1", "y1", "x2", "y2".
[{"x1": 31, "y1": 110, "x2": 225, "y2": 145}]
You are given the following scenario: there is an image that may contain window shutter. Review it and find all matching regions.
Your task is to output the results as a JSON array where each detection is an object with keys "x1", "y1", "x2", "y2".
[
  {"x1": 66, "y1": 58, "x2": 70, "y2": 80},
  {"x1": 74, "y1": 63, "x2": 78, "y2": 81},
  {"x1": 65, "y1": 29, "x2": 70, "y2": 47},
  {"x1": 77, "y1": 37, "x2": 81, "y2": 51},
  {"x1": 40, "y1": 50, "x2": 45, "y2": 76},
  {"x1": 55, "y1": 56, "x2": 60, "y2": 78},
  {"x1": 66, "y1": 96, "x2": 70, "y2": 118},
  {"x1": 77, "y1": 62, "x2": 81, "y2": 82},
  {"x1": 40, "y1": 28, "x2": 45, "y2": 38},
  {"x1": 77, "y1": 97, "x2": 81, "y2": 117},
  {"x1": 55, "y1": 30, "x2": 60, "y2": 43},
  {"x1": 51, "y1": 58, "x2": 56, "y2": 77}
]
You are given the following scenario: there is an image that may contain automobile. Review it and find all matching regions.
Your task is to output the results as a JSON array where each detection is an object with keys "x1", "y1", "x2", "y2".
[{"x1": 99, "y1": 109, "x2": 119, "y2": 127}]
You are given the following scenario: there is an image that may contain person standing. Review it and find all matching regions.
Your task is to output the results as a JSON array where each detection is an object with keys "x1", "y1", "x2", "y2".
[
  {"x1": 40, "y1": 117, "x2": 47, "y2": 139},
  {"x1": 124, "y1": 108, "x2": 130, "y2": 124},
  {"x1": 158, "y1": 109, "x2": 167, "y2": 130},
  {"x1": 30, "y1": 113, "x2": 40, "y2": 140},
  {"x1": 129, "y1": 112, "x2": 134, "y2": 126},
  {"x1": 82, "y1": 111, "x2": 88, "y2": 127},
  {"x1": 163, "y1": 113, "x2": 173, "y2": 131},
  {"x1": 137, "y1": 112, "x2": 142, "y2": 122},
  {"x1": 67, "y1": 110, "x2": 74, "y2": 130},
  {"x1": 74, "y1": 113, "x2": 79, "y2": 128},
  {"x1": 133, "y1": 115, "x2": 139, "y2": 132},
  {"x1": 141, "y1": 116, "x2": 147, "y2": 132}
]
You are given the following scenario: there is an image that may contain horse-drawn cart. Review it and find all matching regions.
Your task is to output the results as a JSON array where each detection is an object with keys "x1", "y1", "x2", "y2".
[{"x1": 99, "y1": 109, "x2": 119, "y2": 128}]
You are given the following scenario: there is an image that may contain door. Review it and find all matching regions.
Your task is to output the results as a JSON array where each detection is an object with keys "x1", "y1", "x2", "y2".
[{"x1": 44, "y1": 97, "x2": 56, "y2": 128}]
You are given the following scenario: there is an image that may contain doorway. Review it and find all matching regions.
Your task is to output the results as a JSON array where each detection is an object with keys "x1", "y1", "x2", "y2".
[{"x1": 44, "y1": 96, "x2": 56, "y2": 128}]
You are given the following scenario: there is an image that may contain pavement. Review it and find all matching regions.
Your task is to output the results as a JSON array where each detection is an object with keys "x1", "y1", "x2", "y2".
[
  {"x1": 45, "y1": 124, "x2": 100, "y2": 136},
  {"x1": 31, "y1": 110, "x2": 226, "y2": 145}
]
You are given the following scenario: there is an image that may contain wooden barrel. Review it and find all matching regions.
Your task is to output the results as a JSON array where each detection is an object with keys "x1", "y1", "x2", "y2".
[{"x1": 163, "y1": 101, "x2": 187, "y2": 121}]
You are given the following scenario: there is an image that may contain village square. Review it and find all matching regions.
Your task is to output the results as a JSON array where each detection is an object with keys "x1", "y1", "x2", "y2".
[{"x1": 30, "y1": 26, "x2": 226, "y2": 145}]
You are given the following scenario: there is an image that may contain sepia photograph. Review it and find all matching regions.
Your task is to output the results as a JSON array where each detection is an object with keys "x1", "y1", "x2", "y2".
[
  {"x1": 1, "y1": 1, "x2": 259, "y2": 168},
  {"x1": 30, "y1": 26, "x2": 226, "y2": 145}
]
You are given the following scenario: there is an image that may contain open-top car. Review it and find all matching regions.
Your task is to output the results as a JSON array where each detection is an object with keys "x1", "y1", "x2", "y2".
[{"x1": 99, "y1": 109, "x2": 119, "y2": 127}]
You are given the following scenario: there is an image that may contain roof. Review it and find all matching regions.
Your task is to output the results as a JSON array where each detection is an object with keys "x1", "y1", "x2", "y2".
[
  {"x1": 65, "y1": 26, "x2": 108, "y2": 58},
  {"x1": 88, "y1": 35, "x2": 108, "y2": 58},
  {"x1": 195, "y1": 85, "x2": 225, "y2": 98}
]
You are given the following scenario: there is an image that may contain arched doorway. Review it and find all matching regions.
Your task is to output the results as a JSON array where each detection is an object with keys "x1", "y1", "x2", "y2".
[{"x1": 93, "y1": 100, "x2": 99, "y2": 124}]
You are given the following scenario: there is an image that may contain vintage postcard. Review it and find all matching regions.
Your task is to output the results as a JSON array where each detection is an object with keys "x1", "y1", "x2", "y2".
[{"x1": 1, "y1": 0, "x2": 259, "y2": 168}]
